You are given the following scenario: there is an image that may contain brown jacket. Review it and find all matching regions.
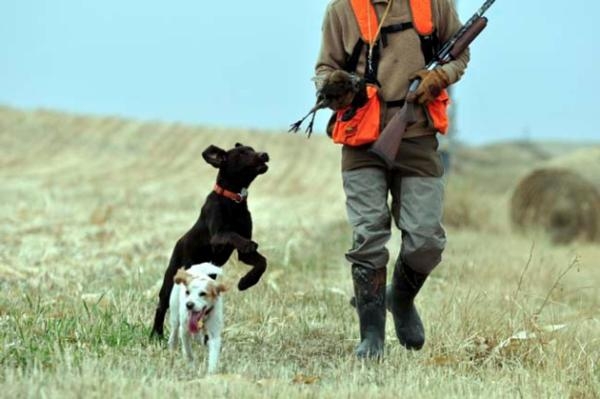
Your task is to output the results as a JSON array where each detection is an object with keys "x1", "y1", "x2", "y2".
[{"x1": 316, "y1": 0, "x2": 470, "y2": 172}]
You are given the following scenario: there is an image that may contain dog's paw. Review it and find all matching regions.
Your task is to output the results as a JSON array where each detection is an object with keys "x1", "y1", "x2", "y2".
[
  {"x1": 239, "y1": 240, "x2": 258, "y2": 254},
  {"x1": 237, "y1": 278, "x2": 252, "y2": 291},
  {"x1": 237, "y1": 273, "x2": 260, "y2": 290},
  {"x1": 237, "y1": 269, "x2": 266, "y2": 291}
]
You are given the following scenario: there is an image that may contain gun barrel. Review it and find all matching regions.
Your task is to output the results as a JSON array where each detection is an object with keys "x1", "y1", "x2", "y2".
[
  {"x1": 428, "y1": 0, "x2": 496, "y2": 68},
  {"x1": 447, "y1": 17, "x2": 488, "y2": 61},
  {"x1": 478, "y1": 0, "x2": 497, "y2": 16}
]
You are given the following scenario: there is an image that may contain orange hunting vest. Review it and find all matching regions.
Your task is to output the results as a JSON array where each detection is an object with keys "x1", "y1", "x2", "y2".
[{"x1": 331, "y1": 0, "x2": 450, "y2": 146}]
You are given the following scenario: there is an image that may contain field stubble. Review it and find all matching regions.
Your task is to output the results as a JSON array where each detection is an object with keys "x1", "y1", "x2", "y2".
[{"x1": 0, "y1": 108, "x2": 598, "y2": 398}]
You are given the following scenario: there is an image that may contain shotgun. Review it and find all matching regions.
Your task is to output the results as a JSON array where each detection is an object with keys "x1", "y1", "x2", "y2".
[{"x1": 369, "y1": 0, "x2": 497, "y2": 167}]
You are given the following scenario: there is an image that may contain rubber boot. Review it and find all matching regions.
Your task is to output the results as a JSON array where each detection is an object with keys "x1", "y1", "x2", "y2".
[
  {"x1": 351, "y1": 264, "x2": 386, "y2": 360},
  {"x1": 386, "y1": 260, "x2": 428, "y2": 350}
]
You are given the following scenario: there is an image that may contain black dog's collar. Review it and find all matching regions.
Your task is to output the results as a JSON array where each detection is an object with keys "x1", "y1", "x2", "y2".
[{"x1": 214, "y1": 184, "x2": 248, "y2": 203}]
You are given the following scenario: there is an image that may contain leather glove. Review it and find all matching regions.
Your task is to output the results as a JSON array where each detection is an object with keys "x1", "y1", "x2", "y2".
[
  {"x1": 318, "y1": 70, "x2": 362, "y2": 111},
  {"x1": 406, "y1": 68, "x2": 450, "y2": 105}
]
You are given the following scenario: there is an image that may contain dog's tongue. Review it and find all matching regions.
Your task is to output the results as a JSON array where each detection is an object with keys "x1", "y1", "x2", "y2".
[{"x1": 188, "y1": 310, "x2": 204, "y2": 334}]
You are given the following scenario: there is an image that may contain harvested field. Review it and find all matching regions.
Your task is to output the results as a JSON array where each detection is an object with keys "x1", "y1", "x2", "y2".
[{"x1": 1, "y1": 107, "x2": 598, "y2": 398}]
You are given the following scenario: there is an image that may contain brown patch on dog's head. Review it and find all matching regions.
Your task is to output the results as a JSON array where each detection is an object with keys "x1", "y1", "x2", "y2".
[
  {"x1": 174, "y1": 268, "x2": 192, "y2": 285},
  {"x1": 216, "y1": 283, "x2": 227, "y2": 294},
  {"x1": 206, "y1": 282, "x2": 228, "y2": 300}
]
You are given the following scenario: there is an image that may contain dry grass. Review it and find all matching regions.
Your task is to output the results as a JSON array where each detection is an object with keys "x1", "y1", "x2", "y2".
[
  {"x1": 1, "y1": 107, "x2": 598, "y2": 398},
  {"x1": 510, "y1": 168, "x2": 600, "y2": 244}
]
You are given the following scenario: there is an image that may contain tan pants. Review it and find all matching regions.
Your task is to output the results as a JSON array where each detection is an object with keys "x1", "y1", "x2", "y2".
[{"x1": 342, "y1": 167, "x2": 446, "y2": 275}]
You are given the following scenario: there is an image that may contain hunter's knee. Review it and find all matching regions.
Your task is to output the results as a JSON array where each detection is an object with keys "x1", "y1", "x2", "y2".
[{"x1": 402, "y1": 232, "x2": 446, "y2": 274}]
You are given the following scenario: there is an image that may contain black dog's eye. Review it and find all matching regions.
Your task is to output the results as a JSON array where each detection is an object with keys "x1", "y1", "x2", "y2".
[
  {"x1": 185, "y1": 290, "x2": 190, "y2": 295},
  {"x1": 199, "y1": 292, "x2": 206, "y2": 297}
]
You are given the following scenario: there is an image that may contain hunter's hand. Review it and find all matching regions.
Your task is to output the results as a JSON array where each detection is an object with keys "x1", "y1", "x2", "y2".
[
  {"x1": 406, "y1": 68, "x2": 450, "y2": 105},
  {"x1": 319, "y1": 70, "x2": 362, "y2": 110}
]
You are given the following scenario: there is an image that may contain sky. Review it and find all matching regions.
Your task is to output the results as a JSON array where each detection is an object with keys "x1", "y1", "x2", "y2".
[{"x1": 0, "y1": 0, "x2": 598, "y2": 145}]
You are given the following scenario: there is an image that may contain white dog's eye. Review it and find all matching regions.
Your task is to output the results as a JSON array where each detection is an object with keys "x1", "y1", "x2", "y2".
[
  {"x1": 185, "y1": 290, "x2": 190, "y2": 296},
  {"x1": 199, "y1": 292, "x2": 206, "y2": 297}
]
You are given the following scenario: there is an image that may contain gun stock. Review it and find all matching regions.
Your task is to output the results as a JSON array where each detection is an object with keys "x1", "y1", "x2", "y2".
[{"x1": 369, "y1": 102, "x2": 417, "y2": 168}]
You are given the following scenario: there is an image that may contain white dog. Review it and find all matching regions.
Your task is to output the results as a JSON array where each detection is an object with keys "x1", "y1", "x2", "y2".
[{"x1": 168, "y1": 263, "x2": 227, "y2": 373}]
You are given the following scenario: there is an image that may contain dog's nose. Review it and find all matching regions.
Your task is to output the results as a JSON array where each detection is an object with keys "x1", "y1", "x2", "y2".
[
  {"x1": 186, "y1": 302, "x2": 194, "y2": 310},
  {"x1": 259, "y1": 152, "x2": 269, "y2": 162}
]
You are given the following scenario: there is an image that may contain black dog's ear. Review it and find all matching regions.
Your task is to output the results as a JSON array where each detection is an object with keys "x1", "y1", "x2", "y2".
[
  {"x1": 202, "y1": 145, "x2": 227, "y2": 168},
  {"x1": 235, "y1": 142, "x2": 244, "y2": 148}
]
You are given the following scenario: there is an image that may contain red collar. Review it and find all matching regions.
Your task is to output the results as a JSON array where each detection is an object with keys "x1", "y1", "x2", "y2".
[{"x1": 214, "y1": 183, "x2": 248, "y2": 203}]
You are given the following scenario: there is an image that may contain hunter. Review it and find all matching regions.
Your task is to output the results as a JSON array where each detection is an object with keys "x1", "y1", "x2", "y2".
[{"x1": 315, "y1": 0, "x2": 470, "y2": 359}]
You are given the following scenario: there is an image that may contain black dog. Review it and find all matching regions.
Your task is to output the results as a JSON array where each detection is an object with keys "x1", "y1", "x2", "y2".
[{"x1": 150, "y1": 143, "x2": 269, "y2": 339}]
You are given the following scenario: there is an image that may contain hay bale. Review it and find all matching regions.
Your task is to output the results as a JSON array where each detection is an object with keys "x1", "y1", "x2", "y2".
[{"x1": 510, "y1": 148, "x2": 600, "y2": 243}]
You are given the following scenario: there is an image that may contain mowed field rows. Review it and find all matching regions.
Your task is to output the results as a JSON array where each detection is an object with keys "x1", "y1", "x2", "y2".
[{"x1": 0, "y1": 107, "x2": 598, "y2": 398}]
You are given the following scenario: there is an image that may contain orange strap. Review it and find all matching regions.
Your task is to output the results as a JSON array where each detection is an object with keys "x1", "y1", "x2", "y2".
[
  {"x1": 350, "y1": 0, "x2": 435, "y2": 38},
  {"x1": 350, "y1": 0, "x2": 393, "y2": 45},
  {"x1": 350, "y1": 0, "x2": 379, "y2": 43},
  {"x1": 409, "y1": 0, "x2": 434, "y2": 35}
]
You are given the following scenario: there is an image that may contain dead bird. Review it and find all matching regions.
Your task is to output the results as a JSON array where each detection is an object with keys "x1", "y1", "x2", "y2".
[{"x1": 289, "y1": 70, "x2": 366, "y2": 136}]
